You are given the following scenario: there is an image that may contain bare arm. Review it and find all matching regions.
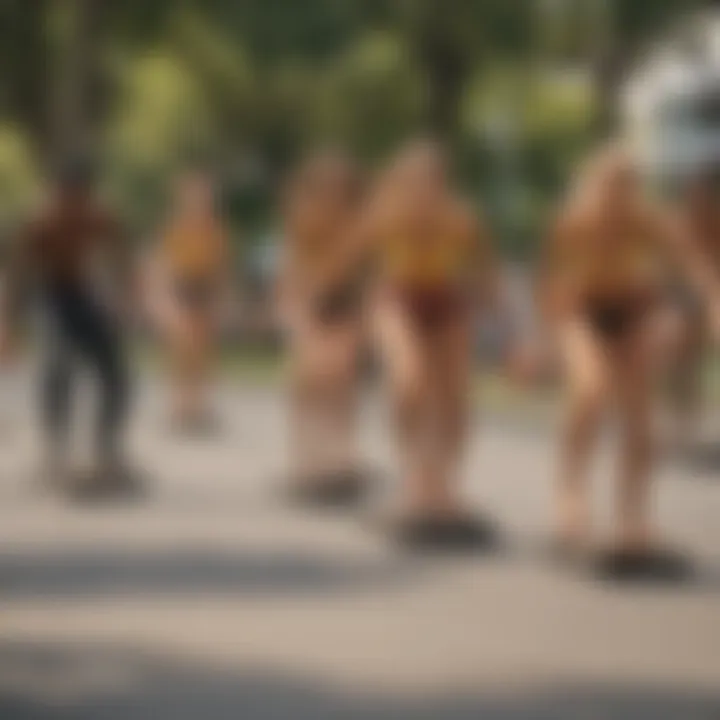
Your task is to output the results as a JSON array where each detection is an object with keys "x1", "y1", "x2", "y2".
[
  {"x1": 306, "y1": 202, "x2": 378, "y2": 301},
  {"x1": 535, "y1": 210, "x2": 579, "y2": 328},
  {"x1": 652, "y1": 207, "x2": 720, "y2": 340},
  {"x1": 652, "y1": 208, "x2": 720, "y2": 310}
]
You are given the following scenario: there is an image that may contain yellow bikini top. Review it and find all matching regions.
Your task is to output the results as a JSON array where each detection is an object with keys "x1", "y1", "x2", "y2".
[
  {"x1": 287, "y1": 228, "x2": 349, "y2": 291},
  {"x1": 293, "y1": 232, "x2": 332, "y2": 262},
  {"x1": 380, "y1": 229, "x2": 473, "y2": 287},
  {"x1": 162, "y1": 217, "x2": 226, "y2": 279},
  {"x1": 554, "y1": 230, "x2": 665, "y2": 293}
]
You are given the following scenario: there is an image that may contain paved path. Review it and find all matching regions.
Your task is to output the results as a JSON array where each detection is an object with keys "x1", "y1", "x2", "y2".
[{"x1": 0, "y1": 374, "x2": 719, "y2": 719}]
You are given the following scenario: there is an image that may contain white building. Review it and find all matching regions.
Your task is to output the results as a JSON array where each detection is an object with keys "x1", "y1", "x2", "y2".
[{"x1": 622, "y1": 10, "x2": 720, "y2": 182}]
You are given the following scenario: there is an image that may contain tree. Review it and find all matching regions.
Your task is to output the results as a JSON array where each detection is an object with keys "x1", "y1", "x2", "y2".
[
  {"x1": 543, "y1": 0, "x2": 713, "y2": 132},
  {"x1": 50, "y1": 0, "x2": 112, "y2": 161},
  {"x1": 0, "y1": 0, "x2": 52, "y2": 156},
  {"x1": 394, "y1": 0, "x2": 534, "y2": 142}
]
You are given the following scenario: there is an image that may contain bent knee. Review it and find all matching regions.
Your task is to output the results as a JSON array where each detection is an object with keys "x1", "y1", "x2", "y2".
[
  {"x1": 392, "y1": 363, "x2": 427, "y2": 414},
  {"x1": 569, "y1": 373, "x2": 608, "y2": 417}
]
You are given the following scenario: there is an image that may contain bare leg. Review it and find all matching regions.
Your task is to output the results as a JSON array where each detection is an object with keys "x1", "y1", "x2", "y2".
[
  {"x1": 375, "y1": 298, "x2": 432, "y2": 513},
  {"x1": 288, "y1": 321, "x2": 327, "y2": 481},
  {"x1": 41, "y1": 328, "x2": 74, "y2": 482},
  {"x1": 614, "y1": 323, "x2": 658, "y2": 550},
  {"x1": 427, "y1": 317, "x2": 473, "y2": 515},
  {"x1": 289, "y1": 379, "x2": 322, "y2": 480},
  {"x1": 169, "y1": 310, "x2": 202, "y2": 423},
  {"x1": 184, "y1": 312, "x2": 215, "y2": 421},
  {"x1": 556, "y1": 320, "x2": 609, "y2": 547},
  {"x1": 321, "y1": 323, "x2": 361, "y2": 474}
]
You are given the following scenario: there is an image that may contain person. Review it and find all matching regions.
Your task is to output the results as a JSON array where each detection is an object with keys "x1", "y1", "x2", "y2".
[
  {"x1": 355, "y1": 139, "x2": 499, "y2": 548},
  {"x1": 150, "y1": 170, "x2": 231, "y2": 433},
  {"x1": 539, "y1": 144, "x2": 720, "y2": 577},
  {"x1": 666, "y1": 168, "x2": 720, "y2": 443},
  {"x1": 0, "y1": 155, "x2": 139, "y2": 499},
  {"x1": 277, "y1": 150, "x2": 368, "y2": 505}
]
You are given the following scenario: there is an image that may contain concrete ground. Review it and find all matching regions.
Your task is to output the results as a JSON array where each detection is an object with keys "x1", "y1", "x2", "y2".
[{"x1": 0, "y1": 372, "x2": 718, "y2": 719}]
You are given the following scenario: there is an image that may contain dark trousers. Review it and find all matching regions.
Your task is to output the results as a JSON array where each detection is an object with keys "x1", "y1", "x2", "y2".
[{"x1": 41, "y1": 283, "x2": 129, "y2": 457}]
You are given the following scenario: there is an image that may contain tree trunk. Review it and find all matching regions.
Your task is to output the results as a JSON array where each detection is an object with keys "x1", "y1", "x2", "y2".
[
  {"x1": 53, "y1": 0, "x2": 109, "y2": 164},
  {"x1": 0, "y1": 0, "x2": 53, "y2": 157},
  {"x1": 593, "y1": 41, "x2": 628, "y2": 136},
  {"x1": 403, "y1": 0, "x2": 469, "y2": 145},
  {"x1": 421, "y1": 35, "x2": 467, "y2": 142}
]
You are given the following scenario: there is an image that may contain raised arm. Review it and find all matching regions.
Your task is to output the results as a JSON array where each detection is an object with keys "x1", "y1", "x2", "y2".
[{"x1": 650, "y1": 205, "x2": 720, "y2": 336}]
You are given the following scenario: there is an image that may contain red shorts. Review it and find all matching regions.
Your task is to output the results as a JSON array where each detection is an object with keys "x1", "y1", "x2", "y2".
[
  {"x1": 582, "y1": 289, "x2": 658, "y2": 341},
  {"x1": 391, "y1": 284, "x2": 467, "y2": 332}
]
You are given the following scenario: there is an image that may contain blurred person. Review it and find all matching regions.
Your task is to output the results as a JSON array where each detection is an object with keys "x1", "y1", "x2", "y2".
[
  {"x1": 356, "y1": 139, "x2": 499, "y2": 549},
  {"x1": 539, "y1": 144, "x2": 720, "y2": 577},
  {"x1": 0, "y1": 154, "x2": 139, "y2": 498},
  {"x1": 278, "y1": 150, "x2": 368, "y2": 506},
  {"x1": 150, "y1": 170, "x2": 231, "y2": 433},
  {"x1": 666, "y1": 168, "x2": 720, "y2": 442}
]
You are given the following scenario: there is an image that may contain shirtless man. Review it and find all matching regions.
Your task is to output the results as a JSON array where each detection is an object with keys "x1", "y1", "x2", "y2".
[
  {"x1": 540, "y1": 145, "x2": 720, "y2": 577},
  {"x1": 151, "y1": 170, "x2": 231, "y2": 432},
  {"x1": 0, "y1": 155, "x2": 138, "y2": 498},
  {"x1": 358, "y1": 140, "x2": 498, "y2": 548},
  {"x1": 278, "y1": 150, "x2": 368, "y2": 506}
]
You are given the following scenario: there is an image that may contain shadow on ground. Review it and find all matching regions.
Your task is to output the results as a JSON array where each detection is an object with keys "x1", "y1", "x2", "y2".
[
  {"x1": 2, "y1": 541, "x2": 717, "y2": 600},
  {"x1": 670, "y1": 440, "x2": 720, "y2": 475},
  {"x1": 0, "y1": 548, "x2": 415, "y2": 599},
  {"x1": 664, "y1": 437, "x2": 720, "y2": 481},
  {"x1": 0, "y1": 642, "x2": 717, "y2": 720}
]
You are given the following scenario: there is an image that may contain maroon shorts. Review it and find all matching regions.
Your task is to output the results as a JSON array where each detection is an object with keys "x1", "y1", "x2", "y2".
[
  {"x1": 391, "y1": 284, "x2": 468, "y2": 332},
  {"x1": 582, "y1": 289, "x2": 658, "y2": 341}
]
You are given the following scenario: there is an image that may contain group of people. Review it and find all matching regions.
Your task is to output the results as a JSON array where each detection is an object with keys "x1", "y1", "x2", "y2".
[
  {"x1": 1, "y1": 138, "x2": 718, "y2": 579},
  {"x1": 0, "y1": 161, "x2": 230, "y2": 492},
  {"x1": 280, "y1": 140, "x2": 720, "y2": 574}
]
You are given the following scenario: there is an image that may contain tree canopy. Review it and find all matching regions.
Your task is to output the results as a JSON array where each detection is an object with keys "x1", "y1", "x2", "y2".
[{"x1": 0, "y1": 0, "x2": 714, "y2": 252}]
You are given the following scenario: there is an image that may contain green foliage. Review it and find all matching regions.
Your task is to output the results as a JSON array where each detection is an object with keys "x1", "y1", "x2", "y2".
[
  {"x1": 0, "y1": 0, "x2": 714, "y2": 255},
  {"x1": 169, "y1": 7, "x2": 254, "y2": 139},
  {"x1": 106, "y1": 51, "x2": 217, "y2": 228},
  {"x1": 0, "y1": 125, "x2": 40, "y2": 233},
  {"x1": 315, "y1": 32, "x2": 425, "y2": 158}
]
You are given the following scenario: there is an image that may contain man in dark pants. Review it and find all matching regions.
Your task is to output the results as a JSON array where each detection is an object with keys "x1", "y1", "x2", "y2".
[{"x1": 0, "y1": 157, "x2": 139, "y2": 498}]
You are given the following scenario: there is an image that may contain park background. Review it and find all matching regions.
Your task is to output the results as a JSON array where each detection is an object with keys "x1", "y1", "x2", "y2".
[
  {"x1": 0, "y1": 0, "x2": 719, "y2": 381},
  {"x1": 1, "y1": 5, "x2": 720, "y2": 718},
  {"x1": 1, "y1": 0, "x2": 717, "y2": 260}
]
